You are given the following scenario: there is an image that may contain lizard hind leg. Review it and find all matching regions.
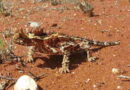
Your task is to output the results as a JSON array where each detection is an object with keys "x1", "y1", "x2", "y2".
[
  {"x1": 59, "y1": 51, "x2": 70, "y2": 73},
  {"x1": 86, "y1": 50, "x2": 97, "y2": 62},
  {"x1": 78, "y1": 41, "x2": 96, "y2": 62}
]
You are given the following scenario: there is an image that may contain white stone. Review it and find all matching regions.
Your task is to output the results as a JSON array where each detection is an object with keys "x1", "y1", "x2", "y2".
[
  {"x1": 14, "y1": 75, "x2": 38, "y2": 90},
  {"x1": 117, "y1": 85, "x2": 123, "y2": 89},
  {"x1": 28, "y1": 21, "x2": 40, "y2": 28},
  {"x1": 112, "y1": 68, "x2": 120, "y2": 74}
]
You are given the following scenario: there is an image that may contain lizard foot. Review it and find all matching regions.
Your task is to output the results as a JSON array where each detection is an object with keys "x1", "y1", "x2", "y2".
[
  {"x1": 26, "y1": 56, "x2": 34, "y2": 63},
  {"x1": 59, "y1": 67, "x2": 70, "y2": 73},
  {"x1": 88, "y1": 56, "x2": 97, "y2": 62}
]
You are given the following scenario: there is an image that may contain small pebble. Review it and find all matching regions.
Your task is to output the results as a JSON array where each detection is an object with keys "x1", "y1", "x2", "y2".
[
  {"x1": 117, "y1": 85, "x2": 123, "y2": 89},
  {"x1": 127, "y1": 65, "x2": 130, "y2": 67},
  {"x1": 71, "y1": 72, "x2": 75, "y2": 74},
  {"x1": 97, "y1": 20, "x2": 102, "y2": 25},
  {"x1": 112, "y1": 68, "x2": 120, "y2": 74},
  {"x1": 14, "y1": 75, "x2": 38, "y2": 90},
  {"x1": 93, "y1": 82, "x2": 105, "y2": 88},
  {"x1": 113, "y1": 54, "x2": 116, "y2": 57}
]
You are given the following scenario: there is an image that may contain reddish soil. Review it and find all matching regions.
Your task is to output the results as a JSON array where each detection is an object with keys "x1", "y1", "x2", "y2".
[{"x1": 0, "y1": 0, "x2": 130, "y2": 90}]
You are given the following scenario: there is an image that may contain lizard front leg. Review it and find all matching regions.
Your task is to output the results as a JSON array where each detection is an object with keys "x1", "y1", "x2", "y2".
[
  {"x1": 27, "y1": 46, "x2": 35, "y2": 62},
  {"x1": 59, "y1": 51, "x2": 70, "y2": 73}
]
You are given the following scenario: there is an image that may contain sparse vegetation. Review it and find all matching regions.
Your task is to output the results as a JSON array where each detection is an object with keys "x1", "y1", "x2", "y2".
[
  {"x1": 0, "y1": 35, "x2": 21, "y2": 64},
  {"x1": 51, "y1": 0, "x2": 60, "y2": 6},
  {"x1": 78, "y1": 0, "x2": 94, "y2": 17},
  {"x1": 0, "y1": 0, "x2": 12, "y2": 16}
]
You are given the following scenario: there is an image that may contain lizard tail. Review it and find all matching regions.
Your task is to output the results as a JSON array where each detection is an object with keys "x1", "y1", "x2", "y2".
[{"x1": 88, "y1": 40, "x2": 120, "y2": 46}]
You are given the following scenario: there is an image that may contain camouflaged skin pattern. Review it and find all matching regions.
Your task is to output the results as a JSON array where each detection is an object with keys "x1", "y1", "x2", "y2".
[{"x1": 10, "y1": 27, "x2": 120, "y2": 73}]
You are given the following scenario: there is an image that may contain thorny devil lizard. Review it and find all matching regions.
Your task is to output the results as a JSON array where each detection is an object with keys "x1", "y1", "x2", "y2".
[{"x1": 4, "y1": 27, "x2": 120, "y2": 73}]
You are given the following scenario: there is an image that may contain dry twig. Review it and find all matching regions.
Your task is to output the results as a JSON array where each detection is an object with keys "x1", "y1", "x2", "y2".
[
  {"x1": 28, "y1": 72, "x2": 45, "y2": 81},
  {"x1": 117, "y1": 75, "x2": 130, "y2": 79},
  {"x1": 0, "y1": 75, "x2": 16, "y2": 81}
]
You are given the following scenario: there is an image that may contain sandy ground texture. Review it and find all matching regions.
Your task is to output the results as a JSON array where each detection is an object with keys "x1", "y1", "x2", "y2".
[{"x1": 0, "y1": 0, "x2": 130, "y2": 90}]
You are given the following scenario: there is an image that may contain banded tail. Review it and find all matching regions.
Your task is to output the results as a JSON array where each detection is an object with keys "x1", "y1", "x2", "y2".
[
  {"x1": 87, "y1": 40, "x2": 120, "y2": 46},
  {"x1": 70, "y1": 36, "x2": 120, "y2": 46}
]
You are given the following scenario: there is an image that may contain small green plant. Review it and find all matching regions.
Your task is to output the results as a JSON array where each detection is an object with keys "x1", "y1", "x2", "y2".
[{"x1": 0, "y1": 38, "x2": 5, "y2": 49}]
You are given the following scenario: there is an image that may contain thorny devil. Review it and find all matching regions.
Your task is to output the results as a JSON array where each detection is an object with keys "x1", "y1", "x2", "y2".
[{"x1": 4, "y1": 27, "x2": 120, "y2": 73}]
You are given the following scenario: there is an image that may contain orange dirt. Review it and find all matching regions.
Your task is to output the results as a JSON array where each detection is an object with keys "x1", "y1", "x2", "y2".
[{"x1": 0, "y1": 0, "x2": 130, "y2": 90}]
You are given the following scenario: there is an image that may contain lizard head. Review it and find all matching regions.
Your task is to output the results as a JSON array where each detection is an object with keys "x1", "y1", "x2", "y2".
[
  {"x1": 2, "y1": 28, "x2": 28, "y2": 44},
  {"x1": 3, "y1": 27, "x2": 50, "y2": 45}
]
